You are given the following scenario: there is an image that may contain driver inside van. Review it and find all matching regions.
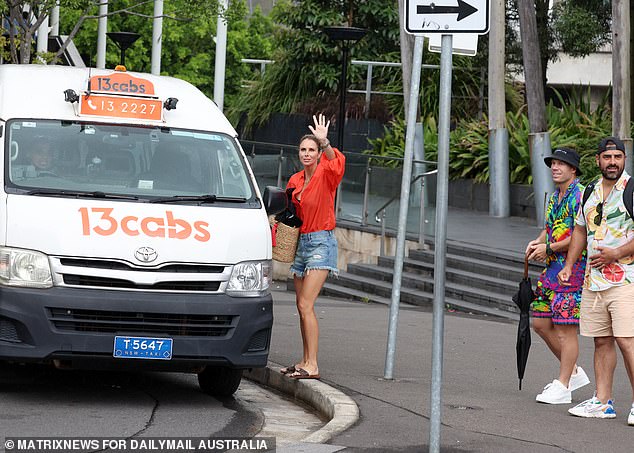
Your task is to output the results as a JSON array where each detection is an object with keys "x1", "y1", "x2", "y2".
[
  {"x1": 15, "y1": 140, "x2": 59, "y2": 179},
  {"x1": 30, "y1": 141, "x2": 55, "y2": 174}
]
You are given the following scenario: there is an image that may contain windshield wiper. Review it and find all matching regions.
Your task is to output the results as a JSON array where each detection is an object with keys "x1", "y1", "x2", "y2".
[
  {"x1": 25, "y1": 189, "x2": 139, "y2": 200},
  {"x1": 149, "y1": 194, "x2": 247, "y2": 204}
]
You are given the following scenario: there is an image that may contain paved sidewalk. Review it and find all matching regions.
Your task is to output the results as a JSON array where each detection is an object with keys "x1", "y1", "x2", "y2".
[
  {"x1": 265, "y1": 289, "x2": 633, "y2": 453},
  {"x1": 253, "y1": 208, "x2": 634, "y2": 452}
]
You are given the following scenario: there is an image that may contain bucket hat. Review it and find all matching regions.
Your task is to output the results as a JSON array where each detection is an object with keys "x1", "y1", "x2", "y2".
[{"x1": 544, "y1": 147, "x2": 582, "y2": 176}]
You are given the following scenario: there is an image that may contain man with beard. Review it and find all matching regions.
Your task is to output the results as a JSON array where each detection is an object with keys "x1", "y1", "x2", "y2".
[
  {"x1": 559, "y1": 137, "x2": 634, "y2": 425},
  {"x1": 526, "y1": 147, "x2": 589, "y2": 404}
]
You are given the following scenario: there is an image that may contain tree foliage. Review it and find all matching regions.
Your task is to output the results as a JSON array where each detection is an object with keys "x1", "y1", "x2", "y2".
[
  {"x1": 1, "y1": 0, "x2": 86, "y2": 63},
  {"x1": 550, "y1": 0, "x2": 611, "y2": 58},
  {"x1": 61, "y1": 0, "x2": 275, "y2": 104},
  {"x1": 226, "y1": 0, "x2": 401, "y2": 129}
]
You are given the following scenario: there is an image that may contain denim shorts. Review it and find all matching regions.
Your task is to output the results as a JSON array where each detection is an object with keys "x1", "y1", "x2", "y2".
[{"x1": 290, "y1": 230, "x2": 339, "y2": 278}]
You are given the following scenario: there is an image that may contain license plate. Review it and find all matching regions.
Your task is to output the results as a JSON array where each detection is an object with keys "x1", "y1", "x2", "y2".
[{"x1": 113, "y1": 336, "x2": 173, "y2": 360}]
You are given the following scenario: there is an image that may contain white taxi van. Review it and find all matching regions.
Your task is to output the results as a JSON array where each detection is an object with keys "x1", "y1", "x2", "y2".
[{"x1": 0, "y1": 65, "x2": 286, "y2": 396}]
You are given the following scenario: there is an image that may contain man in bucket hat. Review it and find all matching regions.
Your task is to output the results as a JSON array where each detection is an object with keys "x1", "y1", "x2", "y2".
[
  {"x1": 559, "y1": 137, "x2": 634, "y2": 425},
  {"x1": 526, "y1": 146, "x2": 590, "y2": 404}
]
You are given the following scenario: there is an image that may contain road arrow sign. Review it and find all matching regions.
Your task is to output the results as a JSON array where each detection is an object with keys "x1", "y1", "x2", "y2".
[
  {"x1": 406, "y1": 0, "x2": 490, "y2": 34},
  {"x1": 417, "y1": 0, "x2": 477, "y2": 21}
]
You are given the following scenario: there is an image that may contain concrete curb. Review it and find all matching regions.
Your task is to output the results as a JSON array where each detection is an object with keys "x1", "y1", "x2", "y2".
[{"x1": 244, "y1": 361, "x2": 359, "y2": 444}]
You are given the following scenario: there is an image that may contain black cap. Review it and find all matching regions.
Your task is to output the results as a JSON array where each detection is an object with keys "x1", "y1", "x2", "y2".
[
  {"x1": 597, "y1": 136, "x2": 626, "y2": 155},
  {"x1": 544, "y1": 147, "x2": 582, "y2": 176}
]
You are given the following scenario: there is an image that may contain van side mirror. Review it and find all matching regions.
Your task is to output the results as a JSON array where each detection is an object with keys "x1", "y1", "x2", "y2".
[{"x1": 263, "y1": 186, "x2": 286, "y2": 216}]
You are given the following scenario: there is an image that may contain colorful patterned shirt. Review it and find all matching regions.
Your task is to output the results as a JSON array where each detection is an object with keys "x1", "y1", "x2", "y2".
[
  {"x1": 539, "y1": 179, "x2": 587, "y2": 292},
  {"x1": 577, "y1": 172, "x2": 634, "y2": 291}
]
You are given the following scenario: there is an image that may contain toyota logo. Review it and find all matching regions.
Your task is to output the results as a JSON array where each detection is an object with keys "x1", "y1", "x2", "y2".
[{"x1": 135, "y1": 247, "x2": 158, "y2": 263}]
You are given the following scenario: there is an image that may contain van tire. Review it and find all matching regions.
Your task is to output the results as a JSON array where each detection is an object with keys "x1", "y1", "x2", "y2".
[{"x1": 197, "y1": 366, "x2": 242, "y2": 397}]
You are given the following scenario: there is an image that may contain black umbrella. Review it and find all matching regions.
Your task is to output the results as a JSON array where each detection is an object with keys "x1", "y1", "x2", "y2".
[{"x1": 512, "y1": 255, "x2": 533, "y2": 390}]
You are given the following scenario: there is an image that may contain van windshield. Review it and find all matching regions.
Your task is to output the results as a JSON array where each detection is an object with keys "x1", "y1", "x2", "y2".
[{"x1": 5, "y1": 120, "x2": 254, "y2": 201}]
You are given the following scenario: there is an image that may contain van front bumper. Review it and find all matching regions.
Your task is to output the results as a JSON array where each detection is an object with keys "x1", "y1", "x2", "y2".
[{"x1": 0, "y1": 286, "x2": 272, "y2": 370}]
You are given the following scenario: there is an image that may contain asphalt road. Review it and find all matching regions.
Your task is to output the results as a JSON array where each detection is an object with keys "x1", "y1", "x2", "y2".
[{"x1": 0, "y1": 365, "x2": 260, "y2": 440}]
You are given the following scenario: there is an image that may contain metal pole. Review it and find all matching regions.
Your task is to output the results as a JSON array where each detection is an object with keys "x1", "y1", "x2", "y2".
[
  {"x1": 429, "y1": 34, "x2": 452, "y2": 453},
  {"x1": 380, "y1": 210, "x2": 386, "y2": 256},
  {"x1": 151, "y1": 0, "x2": 164, "y2": 75},
  {"x1": 488, "y1": 0, "x2": 509, "y2": 217},
  {"x1": 489, "y1": 128, "x2": 509, "y2": 216},
  {"x1": 612, "y1": 0, "x2": 632, "y2": 175},
  {"x1": 214, "y1": 0, "x2": 228, "y2": 112},
  {"x1": 412, "y1": 122, "x2": 425, "y2": 206},
  {"x1": 96, "y1": 0, "x2": 108, "y2": 68},
  {"x1": 384, "y1": 36, "x2": 424, "y2": 379},
  {"x1": 419, "y1": 177, "x2": 425, "y2": 249},
  {"x1": 36, "y1": 15, "x2": 49, "y2": 58},
  {"x1": 529, "y1": 132, "x2": 554, "y2": 226},
  {"x1": 50, "y1": 2, "x2": 60, "y2": 36},
  {"x1": 335, "y1": 44, "x2": 349, "y2": 220},
  {"x1": 362, "y1": 162, "x2": 371, "y2": 226},
  {"x1": 364, "y1": 64, "x2": 373, "y2": 119},
  {"x1": 277, "y1": 148, "x2": 284, "y2": 188},
  {"x1": 337, "y1": 44, "x2": 349, "y2": 150}
]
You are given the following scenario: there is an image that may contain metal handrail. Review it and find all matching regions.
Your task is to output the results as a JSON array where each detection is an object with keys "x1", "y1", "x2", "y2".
[
  {"x1": 374, "y1": 169, "x2": 438, "y2": 221},
  {"x1": 375, "y1": 169, "x2": 439, "y2": 253}
]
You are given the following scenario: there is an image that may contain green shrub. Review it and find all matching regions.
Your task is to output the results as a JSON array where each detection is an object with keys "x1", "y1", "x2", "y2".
[{"x1": 366, "y1": 87, "x2": 613, "y2": 185}]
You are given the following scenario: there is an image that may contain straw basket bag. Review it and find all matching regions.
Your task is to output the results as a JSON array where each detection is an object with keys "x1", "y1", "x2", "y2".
[{"x1": 270, "y1": 217, "x2": 300, "y2": 263}]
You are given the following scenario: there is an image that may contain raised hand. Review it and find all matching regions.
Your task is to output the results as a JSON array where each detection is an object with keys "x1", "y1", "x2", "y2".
[{"x1": 308, "y1": 114, "x2": 330, "y2": 142}]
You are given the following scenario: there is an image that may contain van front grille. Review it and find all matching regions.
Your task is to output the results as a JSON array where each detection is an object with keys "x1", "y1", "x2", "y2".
[
  {"x1": 48, "y1": 308, "x2": 235, "y2": 336},
  {"x1": 62, "y1": 274, "x2": 220, "y2": 291},
  {"x1": 59, "y1": 258, "x2": 224, "y2": 273}
]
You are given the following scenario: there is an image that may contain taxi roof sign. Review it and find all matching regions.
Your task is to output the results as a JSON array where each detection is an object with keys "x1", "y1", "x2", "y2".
[{"x1": 88, "y1": 73, "x2": 156, "y2": 96}]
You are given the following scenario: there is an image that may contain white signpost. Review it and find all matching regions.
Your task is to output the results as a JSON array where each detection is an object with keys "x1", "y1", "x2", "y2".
[
  {"x1": 406, "y1": 0, "x2": 489, "y2": 34},
  {"x1": 383, "y1": 2, "x2": 491, "y2": 452}
]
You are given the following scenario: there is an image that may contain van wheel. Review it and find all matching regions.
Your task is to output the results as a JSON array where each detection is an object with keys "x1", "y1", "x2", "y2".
[{"x1": 197, "y1": 366, "x2": 242, "y2": 397}]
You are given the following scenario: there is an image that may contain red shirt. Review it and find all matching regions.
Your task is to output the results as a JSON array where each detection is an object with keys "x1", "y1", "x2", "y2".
[{"x1": 286, "y1": 148, "x2": 345, "y2": 234}]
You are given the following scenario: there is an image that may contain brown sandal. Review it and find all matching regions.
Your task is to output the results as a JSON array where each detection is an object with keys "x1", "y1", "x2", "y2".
[
  {"x1": 280, "y1": 365, "x2": 297, "y2": 374},
  {"x1": 288, "y1": 367, "x2": 320, "y2": 380}
]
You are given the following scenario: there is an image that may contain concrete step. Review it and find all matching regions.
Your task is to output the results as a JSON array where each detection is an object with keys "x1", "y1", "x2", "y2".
[
  {"x1": 321, "y1": 282, "x2": 519, "y2": 321},
  {"x1": 348, "y1": 262, "x2": 517, "y2": 297},
  {"x1": 406, "y1": 250, "x2": 542, "y2": 282},
  {"x1": 441, "y1": 241, "x2": 535, "y2": 268},
  {"x1": 331, "y1": 271, "x2": 519, "y2": 313},
  {"x1": 368, "y1": 259, "x2": 519, "y2": 295}
]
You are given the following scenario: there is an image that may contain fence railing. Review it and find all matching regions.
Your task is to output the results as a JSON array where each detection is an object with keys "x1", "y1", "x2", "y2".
[{"x1": 241, "y1": 139, "x2": 438, "y2": 250}]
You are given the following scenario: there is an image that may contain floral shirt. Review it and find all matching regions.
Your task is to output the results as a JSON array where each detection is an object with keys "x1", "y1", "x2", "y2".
[
  {"x1": 577, "y1": 172, "x2": 634, "y2": 291},
  {"x1": 539, "y1": 179, "x2": 587, "y2": 292}
]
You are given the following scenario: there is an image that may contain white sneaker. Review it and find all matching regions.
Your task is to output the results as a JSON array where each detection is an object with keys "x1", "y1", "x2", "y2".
[
  {"x1": 569, "y1": 366, "x2": 591, "y2": 392},
  {"x1": 536, "y1": 379, "x2": 572, "y2": 404},
  {"x1": 628, "y1": 405, "x2": 634, "y2": 426},
  {"x1": 568, "y1": 396, "x2": 616, "y2": 418}
]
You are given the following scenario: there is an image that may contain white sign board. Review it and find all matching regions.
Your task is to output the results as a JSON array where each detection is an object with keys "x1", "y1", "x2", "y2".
[
  {"x1": 406, "y1": 0, "x2": 490, "y2": 35},
  {"x1": 427, "y1": 33, "x2": 478, "y2": 56}
]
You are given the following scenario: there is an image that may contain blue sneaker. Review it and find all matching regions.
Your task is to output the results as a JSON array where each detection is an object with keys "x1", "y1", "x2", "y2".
[{"x1": 568, "y1": 396, "x2": 616, "y2": 419}]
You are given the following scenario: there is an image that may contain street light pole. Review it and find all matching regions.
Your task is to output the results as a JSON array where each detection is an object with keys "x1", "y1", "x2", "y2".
[
  {"x1": 323, "y1": 26, "x2": 367, "y2": 151},
  {"x1": 323, "y1": 26, "x2": 366, "y2": 217},
  {"x1": 337, "y1": 43, "x2": 349, "y2": 150}
]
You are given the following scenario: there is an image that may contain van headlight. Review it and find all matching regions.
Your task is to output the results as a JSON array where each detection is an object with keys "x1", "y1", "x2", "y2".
[
  {"x1": 226, "y1": 260, "x2": 271, "y2": 297},
  {"x1": 0, "y1": 247, "x2": 52, "y2": 288}
]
